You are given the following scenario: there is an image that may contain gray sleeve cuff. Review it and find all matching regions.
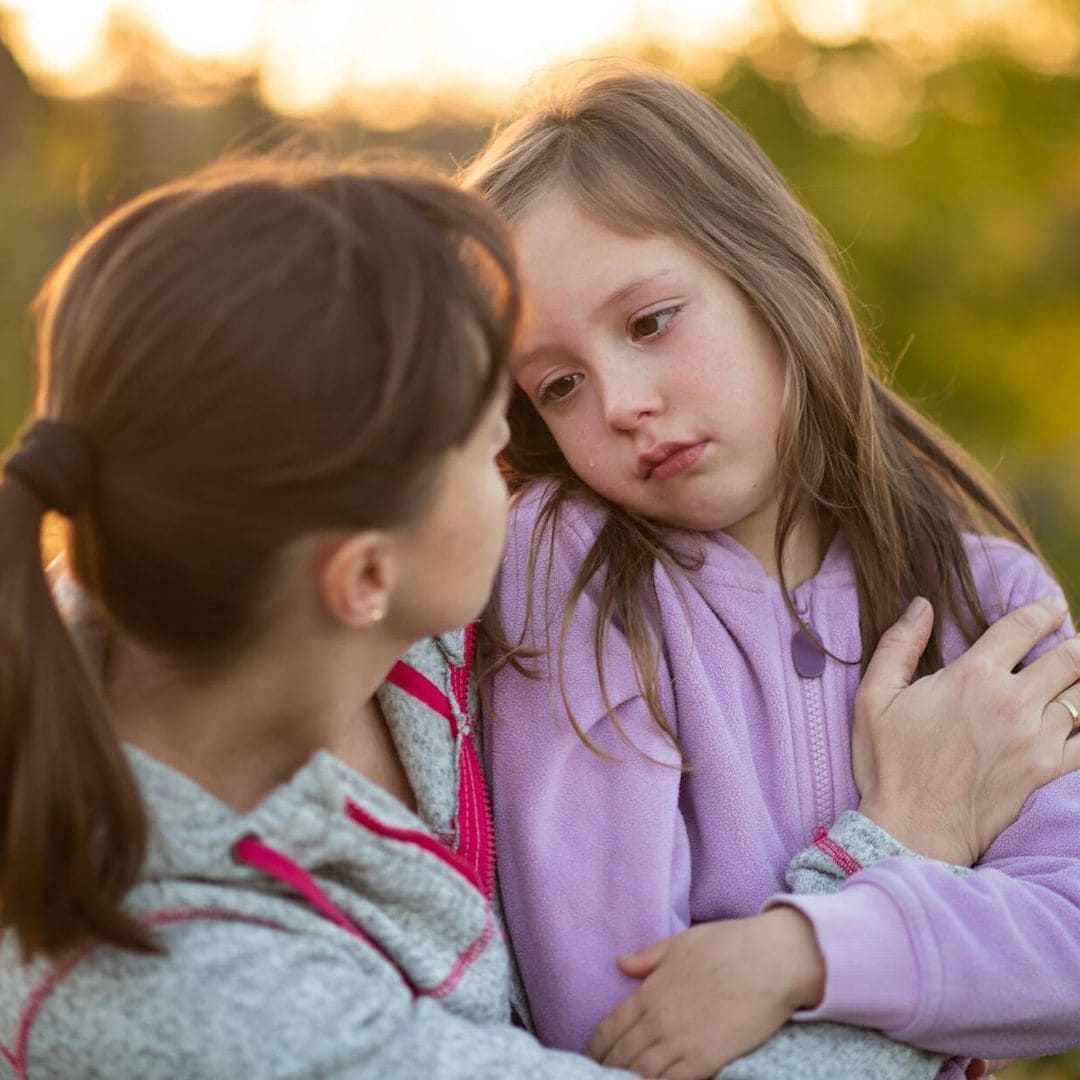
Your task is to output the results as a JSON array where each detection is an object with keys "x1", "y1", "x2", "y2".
[
  {"x1": 717, "y1": 1020, "x2": 943, "y2": 1080},
  {"x1": 786, "y1": 811, "x2": 972, "y2": 896}
]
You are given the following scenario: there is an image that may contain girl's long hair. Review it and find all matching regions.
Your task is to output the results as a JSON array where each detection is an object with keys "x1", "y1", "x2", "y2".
[
  {"x1": 0, "y1": 158, "x2": 519, "y2": 959},
  {"x1": 464, "y1": 61, "x2": 1033, "y2": 759}
]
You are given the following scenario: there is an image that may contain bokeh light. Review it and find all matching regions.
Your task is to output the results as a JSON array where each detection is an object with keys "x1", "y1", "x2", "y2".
[{"x1": 2, "y1": 0, "x2": 1076, "y2": 131}]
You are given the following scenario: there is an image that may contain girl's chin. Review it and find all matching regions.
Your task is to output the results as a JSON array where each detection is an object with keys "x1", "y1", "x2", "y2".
[{"x1": 644, "y1": 496, "x2": 753, "y2": 533}]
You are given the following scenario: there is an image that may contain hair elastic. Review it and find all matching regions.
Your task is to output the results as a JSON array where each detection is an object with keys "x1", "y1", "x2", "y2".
[{"x1": 3, "y1": 419, "x2": 97, "y2": 517}]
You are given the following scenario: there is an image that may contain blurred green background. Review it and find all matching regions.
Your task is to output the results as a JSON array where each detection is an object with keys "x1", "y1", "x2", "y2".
[{"x1": 0, "y1": 2, "x2": 1077, "y2": 1075}]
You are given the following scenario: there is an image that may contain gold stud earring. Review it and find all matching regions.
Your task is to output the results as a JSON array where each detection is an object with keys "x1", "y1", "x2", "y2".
[{"x1": 369, "y1": 605, "x2": 385, "y2": 625}]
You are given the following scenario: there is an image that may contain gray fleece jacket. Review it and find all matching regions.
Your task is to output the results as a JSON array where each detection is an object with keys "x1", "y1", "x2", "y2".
[{"x1": 0, "y1": 627, "x2": 948, "y2": 1078}]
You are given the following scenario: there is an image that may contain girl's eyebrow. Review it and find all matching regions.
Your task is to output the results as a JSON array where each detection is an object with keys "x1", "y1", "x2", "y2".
[
  {"x1": 511, "y1": 343, "x2": 558, "y2": 375},
  {"x1": 593, "y1": 270, "x2": 675, "y2": 318}
]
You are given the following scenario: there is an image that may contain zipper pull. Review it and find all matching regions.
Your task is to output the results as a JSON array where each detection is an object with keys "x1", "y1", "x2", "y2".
[{"x1": 791, "y1": 626, "x2": 826, "y2": 678}]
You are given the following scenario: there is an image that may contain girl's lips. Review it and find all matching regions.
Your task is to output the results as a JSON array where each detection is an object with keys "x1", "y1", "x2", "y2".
[{"x1": 647, "y1": 440, "x2": 708, "y2": 481}]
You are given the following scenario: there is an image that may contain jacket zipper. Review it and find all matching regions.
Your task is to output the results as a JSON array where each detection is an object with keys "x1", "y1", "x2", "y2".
[{"x1": 793, "y1": 592, "x2": 832, "y2": 831}]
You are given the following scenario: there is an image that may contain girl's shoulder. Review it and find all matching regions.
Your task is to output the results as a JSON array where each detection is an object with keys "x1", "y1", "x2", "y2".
[
  {"x1": 960, "y1": 533, "x2": 1073, "y2": 665},
  {"x1": 506, "y1": 480, "x2": 608, "y2": 554},
  {"x1": 962, "y1": 533, "x2": 1067, "y2": 617},
  {"x1": 499, "y1": 482, "x2": 613, "y2": 612},
  {"x1": 496, "y1": 483, "x2": 615, "y2": 643}
]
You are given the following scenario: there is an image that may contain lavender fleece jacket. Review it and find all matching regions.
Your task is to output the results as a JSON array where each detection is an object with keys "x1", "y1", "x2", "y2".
[{"x1": 487, "y1": 483, "x2": 1080, "y2": 1061}]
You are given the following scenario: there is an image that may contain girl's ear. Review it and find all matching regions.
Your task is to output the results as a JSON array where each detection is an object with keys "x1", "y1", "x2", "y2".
[{"x1": 318, "y1": 531, "x2": 397, "y2": 630}]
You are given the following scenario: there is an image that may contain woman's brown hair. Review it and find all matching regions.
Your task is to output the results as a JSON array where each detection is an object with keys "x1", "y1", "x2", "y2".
[
  {"x1": 0, "y1": 158, "x2": 519, "y2": 959},
  {"x1": 464, "y1": 61, "x2": 1034, "y2": 759}
]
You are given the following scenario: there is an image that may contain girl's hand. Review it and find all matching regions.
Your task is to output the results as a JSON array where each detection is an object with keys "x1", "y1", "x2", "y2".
[
  {"x1": 966, "y1": 1060, "x2": 1012, "y2": 1078},
  {"x1": 853, "y1": 595, "x2": 1080, "y2": 866},
  {"x1": 584, "y1": 908, "x2": 823, "y2": 1079}
]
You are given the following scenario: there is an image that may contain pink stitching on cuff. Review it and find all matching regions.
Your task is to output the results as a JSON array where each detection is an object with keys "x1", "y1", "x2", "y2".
[{"x1": 812, "y1": 827, "x2": 864, "y2": 877}]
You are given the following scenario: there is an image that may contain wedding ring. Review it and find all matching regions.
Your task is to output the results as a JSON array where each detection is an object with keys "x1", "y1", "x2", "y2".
[{"x1": 1051, "y1": 696, "x2": 1080, "y2": 730}]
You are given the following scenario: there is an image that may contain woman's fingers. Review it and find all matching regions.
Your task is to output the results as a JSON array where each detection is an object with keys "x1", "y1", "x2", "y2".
[
  {"x1": 1020, "y1": 634, "x2": 1080, "y2": 702},
  {"x1": 1044, "y1": 685, "x2": 1080, "y2": 729},
  {"x1": 964, "y1": 595, "x2": 1069, "y2": 669},
  {"x1": 856, "y1": 595, "x2": 1078, "y2": 865},
  {"x1": 1046, "y1": 684, "x2": 1080, "y2": 756},
  {"x1": 1023, "y1": 684, "x2": 1080, "y2": 791},
  {"x1": 1063, "y1": 733, "x2": 1080, "y2": 776}
]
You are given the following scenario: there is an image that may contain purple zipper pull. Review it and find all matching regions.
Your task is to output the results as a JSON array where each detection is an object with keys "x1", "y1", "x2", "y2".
[{"x1": 791, "y1": 626, "x2": 826, "y2": 678}]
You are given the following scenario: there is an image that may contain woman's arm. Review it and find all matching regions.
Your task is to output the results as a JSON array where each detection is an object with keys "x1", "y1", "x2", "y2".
[
  {"x1": 780, "y1": 568, "x2": 1080, "y2": 1059},
  {"x1": 587, "y1": 594, "x2": 1079, "y2": 1076},
  {"x1": 583, "y1": 802, "x2": 952, "y2": 1079}
]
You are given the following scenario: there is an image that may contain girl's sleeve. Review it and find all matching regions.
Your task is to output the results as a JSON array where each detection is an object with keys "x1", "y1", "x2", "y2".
[
  {"x1": 485, "y1": 487, "x2": 692, "y2": 1053},
  {"x1": 771, "y1": 545, "x2": 1080, "y2": 1059}
]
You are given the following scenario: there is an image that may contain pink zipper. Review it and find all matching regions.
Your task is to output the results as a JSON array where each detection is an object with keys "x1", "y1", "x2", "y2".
[
  {"x1": 386, "y1": 627, "x2": 496, "y2": 901},
  {"x1": 449, "y1": 624, "x2": 496, "y2": 901}
]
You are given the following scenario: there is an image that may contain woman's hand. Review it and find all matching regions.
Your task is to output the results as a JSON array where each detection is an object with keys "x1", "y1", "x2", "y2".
[
  {"x1": 853, "y1": 595, "x2": 1080, "y2": 866},
  {"x1": 584, "y1": 908, "x2": 823, "y2": 1079}
]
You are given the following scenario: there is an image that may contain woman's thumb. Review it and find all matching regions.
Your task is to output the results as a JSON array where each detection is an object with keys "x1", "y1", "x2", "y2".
[{"x1": 859, "y1": 597, "x2": 933, "y2": 710}]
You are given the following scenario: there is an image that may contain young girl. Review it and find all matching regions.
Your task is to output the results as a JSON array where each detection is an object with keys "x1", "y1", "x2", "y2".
[
  {"x1": 0, "y1": 156, "x2": 1070, "y2": 1080},
  {"x1": 465, "y1": 63, "x2": 1080, "y2": 1078}
]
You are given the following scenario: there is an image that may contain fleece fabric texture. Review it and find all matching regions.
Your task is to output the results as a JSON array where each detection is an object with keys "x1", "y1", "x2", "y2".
[
  {"x1": 0, "y1": 633, "x2": 624, "y2": 1079},
  {"x1": 487, "y1": 482, "x2": 1080, "y2": 1062},
  {"x1": 1, "y1": 605, "x2": 945, "y2": 1078}
]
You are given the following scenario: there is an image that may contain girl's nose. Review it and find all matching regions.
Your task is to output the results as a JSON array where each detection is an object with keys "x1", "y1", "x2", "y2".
[{"x1": 600, "y1": 370, "x2": 664, "y2": 431}]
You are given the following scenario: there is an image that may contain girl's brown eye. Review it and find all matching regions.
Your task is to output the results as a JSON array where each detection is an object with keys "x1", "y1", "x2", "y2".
[
  {"x1": 633, "y1": 314, "x2": 661, "y2": 339},
  {"x1": 540, "y1": 374, "x2": 580, "y2": 404},
  {"x1": 630, "y1": 307, "x2": 676, "y2": 342}
]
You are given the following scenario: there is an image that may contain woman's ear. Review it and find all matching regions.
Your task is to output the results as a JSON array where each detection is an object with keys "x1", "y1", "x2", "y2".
[{"x1": 318, "y1": 531, "x2": 396, "y2": 630}]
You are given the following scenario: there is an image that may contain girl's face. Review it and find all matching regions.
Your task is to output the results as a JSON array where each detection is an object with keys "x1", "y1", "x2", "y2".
[{"x1": 511, "y1": 189, "x2": 786, "y2": 550}]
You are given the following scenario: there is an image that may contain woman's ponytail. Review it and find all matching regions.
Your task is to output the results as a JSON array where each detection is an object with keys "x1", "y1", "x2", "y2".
[
  {"x1": 0, "y1": 424, "x2": 150, "y2": 960},
  {"x1": 0, "y1": 160, "x2": 522, "y2": 960}
]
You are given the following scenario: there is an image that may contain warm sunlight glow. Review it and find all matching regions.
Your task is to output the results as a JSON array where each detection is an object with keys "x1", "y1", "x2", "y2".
[
  {"x1": 431, "y1": 0, "x2": 628, "y2": 90},
  {"x1": 131, "y1": 0, "x2": 262, "y2": 62},
  {"x1": 783, "y1": 0, "x2": 871, "y2": 46},
  {"x1": 2, "y1": 0, "x2": 113, "y2": 91},
  {"x1": 1, "y1": 0, "x2": 1075, "y2": 127}
]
